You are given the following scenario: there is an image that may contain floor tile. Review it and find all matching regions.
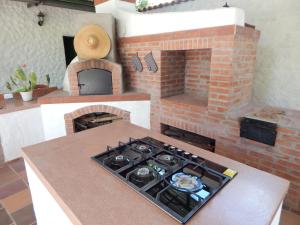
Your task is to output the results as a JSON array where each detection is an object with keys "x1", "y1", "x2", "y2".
[
  {"x1": 0, "y1": 179, "x2": 27, "y2": 200},
  {"x1": 0, "y1": 165, "x2": 19, "y2": 187},
  {"x1": 280, "y1": 209, "x2": 300, "y2": 225},
  {"x1": 11, "y1": 204, "x2": 36, "y2": 225},
  {"x1": 0, "y1": 207, "x2": 13, "y2": 225},
  {"x1": 8, "y1": 159, "x2": 25, "y2": 173},
  {"x1": 2, "y1": 189, "x2": 32, "y2": 214},
  {"x1": 18, "y1": 171, "x2": 28, "y2": 185}
]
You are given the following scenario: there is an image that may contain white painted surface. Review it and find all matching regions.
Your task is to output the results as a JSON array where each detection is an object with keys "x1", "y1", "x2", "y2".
[
  {"x1": 95, "y1": 0, "x2": 245, "y2": 37},
  {"x1": 41, "y1": 101, "x2": 151, "y2": 140},
  {"x1": 25, "y1": 159, "x2": 283, "y2": 225},
  {"x1": 25, "y1": 161, "x2": 74, "y2": 225},
  {"x1": 129, "y1": 0, "x2": 300, "y2": 110},
  {"x1": 0, "y1": 0, "x2": 116, "y2": 93},
  {"x1": 271, "y1": 202, "x2": 283, "y2": 225},
  {"x1": 0, "y1": 108, "x2": 44, "y2": 161}
]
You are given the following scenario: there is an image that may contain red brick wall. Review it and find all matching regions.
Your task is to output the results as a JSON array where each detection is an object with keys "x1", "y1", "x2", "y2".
[
  {"x1": 118, "y1": 25, "x2": 300, "y2": 215},
  {"x1": 119, "y1": 25, "x2": 260, "y2": 113},
  {"x1": 161, "y1": 51, "x2": 185, "y2": 98},
  {"x1": 216, "y1": 125, "x2": 300, "y2": 214},
  {"x1": 94, "y1": 0, "x2": 109, "y2": 5},
  {"x1": 185, "y1": 49, "x2": 211, "y2": 97}
]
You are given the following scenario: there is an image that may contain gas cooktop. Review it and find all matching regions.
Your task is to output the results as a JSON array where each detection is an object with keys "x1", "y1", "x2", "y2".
[{"x1": 92, "y1": 137, "x2": 237, "y2": 224}]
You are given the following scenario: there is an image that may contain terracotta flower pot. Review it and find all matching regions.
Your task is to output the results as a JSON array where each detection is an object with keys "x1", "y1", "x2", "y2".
[
  {"x1": 13, "y1": 85, "x2": 57, "y2": 99},
  {"x1": 0, "y1": 94, "x2": 4, "y2": 109}
]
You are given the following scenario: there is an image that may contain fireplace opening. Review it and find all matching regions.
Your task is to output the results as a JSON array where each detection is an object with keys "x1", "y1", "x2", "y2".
[
  {"x1": 77, "y1": 68, "x2": 112, "y2": 95},
  {"x1": 161, "y1": 49, "x2": 212, "y2": 108},
  {"x1": 161, "y1": 124, "x2": 215, "y2": 152},
  {"x1": 73, "y1": 112, "x2": 122, "y2": 133}
]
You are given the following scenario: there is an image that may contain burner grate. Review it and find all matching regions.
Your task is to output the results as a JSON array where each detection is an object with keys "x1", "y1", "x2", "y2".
[{"x1": 92, "y1": 137, "x2": 237, "y2": 224}]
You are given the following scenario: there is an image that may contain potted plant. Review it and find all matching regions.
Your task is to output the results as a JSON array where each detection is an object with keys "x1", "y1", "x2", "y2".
[
  {"x1": 6, "y1": 65, "x2": 50, "y2": 102},
  {"x1": 0, "y1": 93, "x2": 4, "y2": 109}
]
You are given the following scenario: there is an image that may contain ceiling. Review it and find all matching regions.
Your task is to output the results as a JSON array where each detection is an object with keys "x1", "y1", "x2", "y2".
[{"x1": 12, "y1": 0, "x2": 95, "y2": 12}]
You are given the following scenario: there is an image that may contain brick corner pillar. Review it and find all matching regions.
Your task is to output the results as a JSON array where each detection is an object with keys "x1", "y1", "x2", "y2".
[{"x1": 208, "y1": 26, "x2": 260, "y2": 114}]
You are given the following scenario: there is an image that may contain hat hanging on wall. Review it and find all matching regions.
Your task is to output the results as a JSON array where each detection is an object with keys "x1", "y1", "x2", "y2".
[
  {"x1": 132, "y1": 53, "x2": 143, "y2": 72},
  {"x1": 145, "y1": 52, "x2": 158, "y2": 72},
  {"x1": 74, "y1": 24, "x2": 111, "y2": 60}
]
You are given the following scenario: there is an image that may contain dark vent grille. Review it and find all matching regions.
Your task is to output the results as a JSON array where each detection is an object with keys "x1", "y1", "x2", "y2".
[{"x1": 240, "y1": 117, "x2": 277, "y2": 146}]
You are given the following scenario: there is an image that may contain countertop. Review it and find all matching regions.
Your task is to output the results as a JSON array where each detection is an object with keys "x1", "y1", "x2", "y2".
[
  {"x1": 0, "y1": 98, "x2": 40, "y2": 115},
  {"x1": 22, "y1": 121, "x2": 289, "y2": 225},
  {"x1": 37, "y1": 90, "x2": 151, "y2": 104},
  {"x1": 227, "y1": 102, "x2": 300, "y2": 131},
  {"x1": 0, "y1": 90, "x2": 150, "y2": 115}
]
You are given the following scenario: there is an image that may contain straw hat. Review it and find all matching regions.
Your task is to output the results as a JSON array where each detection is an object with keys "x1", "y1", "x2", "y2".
[{"x1": 74, "y1": 24, "x2": 111, "y2": 60}]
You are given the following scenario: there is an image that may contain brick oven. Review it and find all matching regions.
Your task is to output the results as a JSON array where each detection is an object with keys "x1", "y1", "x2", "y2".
[
  {"x1": 64, "y1": 105, "x2": 130, "y2": 135},
  {"x1": 119, "y1": 25, "x2": 300, "y2": 214},
  {"x1": 68, "y1": 59, "x2": 124, "y2": 96}
]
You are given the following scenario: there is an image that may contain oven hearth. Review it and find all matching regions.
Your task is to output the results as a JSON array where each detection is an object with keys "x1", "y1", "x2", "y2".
[{"x1": 73, "y1": 112, "x2": 122, "y2": 133}]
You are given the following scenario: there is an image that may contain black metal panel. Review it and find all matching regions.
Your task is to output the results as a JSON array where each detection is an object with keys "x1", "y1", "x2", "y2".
[
  {"x1": 240, "y1": 117, "x2": 277, "y2": 146},
  {"x1": 78, "y1": 69, "x2": 112, "y2": 95}
]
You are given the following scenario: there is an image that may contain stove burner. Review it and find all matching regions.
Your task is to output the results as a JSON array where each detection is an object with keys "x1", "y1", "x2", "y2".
[
  {"x1": 156, "y1": 154, "x2": 180, "y2": 167},
  {"x1": 136, "y1": 144, "x2": 152, "y2": 154},
  {"x1": 115, "y1": 155, "x2": 124, "y2": 161},
  {"x1": 129, "y1": 166, "x2": 157, "y2": 188},
  {"x1": 159, "y1": 154, "x2": 173, "y2": 161},
  {"x1": 104, "y1": 154, "x2": 130, "y2": 171},
  {"x1": 137, "y1": 167, "x2": 150, "y2": 176},
  {"x1": 170, "y1": 172, "x2": 203, "y2": 192}
]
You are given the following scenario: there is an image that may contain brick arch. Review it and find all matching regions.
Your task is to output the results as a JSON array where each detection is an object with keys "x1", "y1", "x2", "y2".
[
  {"x1": 64, "y1": 105, "x2": 130, "y2": 135},
  {"x1": 68, "y1": 59, "x2": 123, "y2": 96}
]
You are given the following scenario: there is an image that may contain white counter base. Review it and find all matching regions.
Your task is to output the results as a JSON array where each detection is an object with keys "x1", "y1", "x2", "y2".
[{"x1": 25, "y1": 160, "x2": 283, "y2": 225}]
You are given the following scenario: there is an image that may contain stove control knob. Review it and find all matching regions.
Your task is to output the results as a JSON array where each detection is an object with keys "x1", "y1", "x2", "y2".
[
  {"x1": 163, "y1": 143, "x2": 169, "y2": 149},
  {"x1": 184, "y1": 152, "x2": 191, "y2": 159},
  {"x1": 169, "y1": 146, "x2": 176, "y2": 151},
  {"x1": 177, "y1": 149, "x2": 184, "y2": 155},
  {"x1": 191, "y1": 155, "x2": 198, "y2": 162}
]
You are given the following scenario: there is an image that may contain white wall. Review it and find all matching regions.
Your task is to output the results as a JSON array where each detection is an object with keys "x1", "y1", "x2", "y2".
[
  {"x1": 25, "y1": 161, "x2": 74, "y2": 225},
  {"x1": 96, "y1": 0, "x2": 244, "y2": 37},
  {"x1": 41, "y1": 101, "x2": 151, "y2": 140},
  {"x1": 0, "y1": 108, "x2": 45, "y2": 161},
  {"x1": 0, "y1": 0, "x2": 116, "y2": 93},
  {"x1": 97, "y1": 0, "x2": 300, "y2": 110}
]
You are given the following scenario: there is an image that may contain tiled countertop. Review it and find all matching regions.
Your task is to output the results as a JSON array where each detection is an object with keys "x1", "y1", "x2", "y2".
[
  {"x1": 227, "y1": 102, "x2": 300, "y2": 131},
  {"x1": 0, "y1": 90, "x2": 150, "y2": 115},
  {"x1": 0, "y1": 98, "x2": 40, "y2": 115},
  {"x1": 37, "y1": 90, "x2": 151, "y2": 104},
  {"x1": 22, "y1": 121, "x2": 289, "y2": 225}
]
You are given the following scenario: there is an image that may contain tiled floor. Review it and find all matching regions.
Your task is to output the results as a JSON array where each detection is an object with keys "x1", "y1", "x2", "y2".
[
  {"x1": 0, "y1": 158, "x2": 299, "y2": 225},
  {"x1": 0, "y1": 158, "x2": 36, "y2": 225}
]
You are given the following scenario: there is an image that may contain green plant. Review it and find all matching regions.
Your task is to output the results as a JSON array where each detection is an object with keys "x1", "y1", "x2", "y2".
[
  {"x1": 6, "y1": 65, "x2": 50, "y2": 93},
  {"x1": 136, "y1": 0, "x2": 148, "y2": 11}
]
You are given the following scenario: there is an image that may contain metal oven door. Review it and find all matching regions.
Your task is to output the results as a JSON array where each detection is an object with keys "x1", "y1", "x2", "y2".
[{"x1": 78, "y1": 68, "x2": 113, "y2": 95}]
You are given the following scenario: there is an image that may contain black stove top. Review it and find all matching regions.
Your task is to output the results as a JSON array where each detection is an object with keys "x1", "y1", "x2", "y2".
[{"x1": 92, "y1": 137, "x2": 237, "y2": 224}]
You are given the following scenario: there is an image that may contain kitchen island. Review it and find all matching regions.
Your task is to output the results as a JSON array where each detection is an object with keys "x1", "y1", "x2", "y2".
[{"x1": 22, "y1": 121, "x2": 289, "y2": 225}]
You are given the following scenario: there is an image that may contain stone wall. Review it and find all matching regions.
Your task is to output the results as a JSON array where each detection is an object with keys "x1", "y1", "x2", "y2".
[{"x1": 0, "y1": 0, "x2": 116, "y2": 93}]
